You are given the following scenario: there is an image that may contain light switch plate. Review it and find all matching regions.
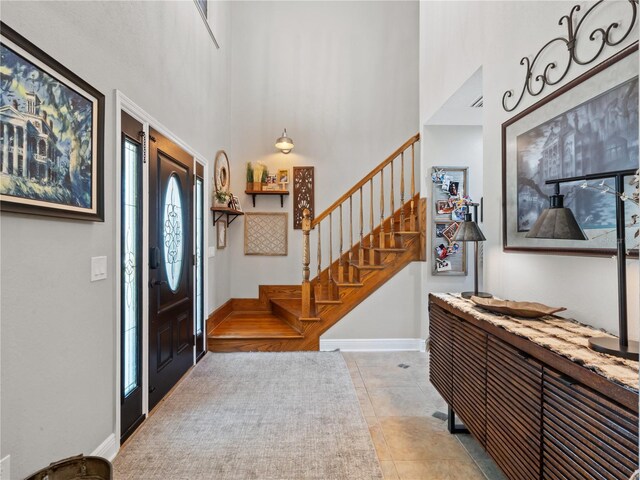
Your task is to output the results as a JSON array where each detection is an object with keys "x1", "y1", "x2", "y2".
[
  {"x1": 208, "y1": 246, "x2": 216, "y2": 258},
  {"x1": 1, "y1": 455, "x2": 10, "y2": 480},
  {"x1": 91, "y1": 256, "x2": 107, "y2": 282}
]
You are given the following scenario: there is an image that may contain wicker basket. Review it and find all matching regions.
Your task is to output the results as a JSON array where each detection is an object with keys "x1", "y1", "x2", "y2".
[{"x1": 24, "y1": 455, "x2": 112, "y2": 480}]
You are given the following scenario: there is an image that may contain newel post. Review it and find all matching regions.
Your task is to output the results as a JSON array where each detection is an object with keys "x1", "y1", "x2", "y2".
[{"x1": 301, "y1": 208, "x2": 312, "y2": 318}]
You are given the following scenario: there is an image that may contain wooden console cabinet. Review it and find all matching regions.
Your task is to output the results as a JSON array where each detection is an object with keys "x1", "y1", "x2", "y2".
[{"x1": 429, "y1": 294, "x2": 639, "y2": 480}]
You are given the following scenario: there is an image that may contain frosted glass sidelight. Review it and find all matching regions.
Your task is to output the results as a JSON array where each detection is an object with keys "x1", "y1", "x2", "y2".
[
  {"x1": 195, "y1": 177, "x2": 203, "y2": 336},
  {"x1": 163, "y1": 174, "x2": 184, "y2": 292}
]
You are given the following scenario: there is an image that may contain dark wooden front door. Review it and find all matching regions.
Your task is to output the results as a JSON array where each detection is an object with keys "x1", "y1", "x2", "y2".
[{"x1": 148, "y1": 128, "x2": 193, "y2": 410}]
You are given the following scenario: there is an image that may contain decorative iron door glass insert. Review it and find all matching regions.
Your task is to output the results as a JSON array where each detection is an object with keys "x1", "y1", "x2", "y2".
[
  {"x1": 0, "y1": 22, "x2": 104, "y2": 221},
  {"x1": 164, "y1": 174, "x2": 184, "y2": 291},
  {"x1": 121, "y1": 136, "x2": 142, "y2": 399},
  {"x1": 502, "y1": 44, "x2": 639, "y2": 255},
  {"x1": 244, "y1": 212, "x2": 288, "y2": 256}
]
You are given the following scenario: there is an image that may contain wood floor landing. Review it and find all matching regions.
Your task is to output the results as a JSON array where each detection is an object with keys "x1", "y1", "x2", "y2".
[{"x1": 210, "y1": 312, "x2": 303, "y2": 339}]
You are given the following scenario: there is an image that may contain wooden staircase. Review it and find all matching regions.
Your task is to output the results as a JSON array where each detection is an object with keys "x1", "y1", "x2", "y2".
[{"x1": 207, "y1": 133, "x2": 425, "y2": 352}]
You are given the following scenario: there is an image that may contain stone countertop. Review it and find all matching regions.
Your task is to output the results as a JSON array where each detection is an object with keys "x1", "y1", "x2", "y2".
[{"x1": 430, "y1": 293, "x2": 639, "y2": 393}]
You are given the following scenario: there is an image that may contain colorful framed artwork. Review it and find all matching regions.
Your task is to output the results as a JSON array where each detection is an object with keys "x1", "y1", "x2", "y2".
[
  {"x1": 502, "y1": 44, "x2": 639, "y2": 256},
  {"x1": 0, "y1": 23, "x2": 104, "y2": 221}
]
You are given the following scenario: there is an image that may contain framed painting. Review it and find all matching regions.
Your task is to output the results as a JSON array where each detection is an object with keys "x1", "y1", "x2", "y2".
[
  {"x1": 502, "y1": 43, "x2": 639, "y2": 256},
  {"x1": 0, "y1": 23, "x2": 104, "y2": 221}
]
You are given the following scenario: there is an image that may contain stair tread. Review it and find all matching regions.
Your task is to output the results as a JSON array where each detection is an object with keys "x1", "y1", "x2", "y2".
[
  {"x1": 315, "y1": 298, "x2": 343, "y2": 304},
  {"x1": 334, "y1": 282, "x2": 364, "y2": 287},
  {"x1": 210, "y1": 313, "x2": 303, "y2": 339},
  {"x1": 373, "y1": 247, "x2": 406, "y2": 252},
  {"x1": 352, "y1": 263, "x2": 386, "y2": 270},
  {"x1": 271, "y1": 298, "x2": 320, "y2": 320}
]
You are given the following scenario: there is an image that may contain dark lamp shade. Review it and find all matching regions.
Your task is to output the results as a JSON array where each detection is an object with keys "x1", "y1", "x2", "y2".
[
  {"x1": 525, "y1": 199, "x2": 588, "y2": 240},
  {"x1": 454, "y1": 214, "x2": 486, "y2": 242}
]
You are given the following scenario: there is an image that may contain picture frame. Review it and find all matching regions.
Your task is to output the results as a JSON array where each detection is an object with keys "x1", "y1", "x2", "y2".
[
  {"x1": 277, "y1": 169, "x2": 289, "y2": 189},
  {"x1": 431, "y1": 166, "x2": 468, "y2": 276},
  {"x1": 502, "y1": 43, "x2": 639, "y2": 256},
  {"x1": 217, "y1": 218, "x2": 227, "y2": 249},
  {"x1": 0, "y1": 22, "x2": 105, "y2": 221},
  {"x1": 231, "y1": 194, "x2": 242, "y2": 212}
]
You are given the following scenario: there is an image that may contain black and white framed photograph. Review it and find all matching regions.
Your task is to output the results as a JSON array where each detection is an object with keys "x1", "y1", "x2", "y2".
[
  {"x1": 503, "y1": 44, "x2": 639, "y2": 255},
  {"x1": 0, "y1": 23, "x2": 104, "y2": 221}
]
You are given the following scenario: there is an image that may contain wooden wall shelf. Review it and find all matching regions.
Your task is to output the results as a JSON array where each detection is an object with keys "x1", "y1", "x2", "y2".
[
  {"x1": 245, "y1": 190, "x2": 289, "y2": 208},
  {"x1": 211, "y1": 206, "x2": 244, "y2": 225}
]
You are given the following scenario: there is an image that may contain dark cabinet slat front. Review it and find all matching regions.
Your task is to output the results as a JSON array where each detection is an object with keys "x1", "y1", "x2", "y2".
[
  {"x1": 452, "y1": 318, "x2": 487, "y2": 446},
  {"x1": 486, "y1": 335, "x2": 542, "y2": 480},
  {"x1": 428, "y1": 307, "x2": 452, "y2": 405},
  {"x1": 543, "y1": 369, "x2": 638, "y2": 480}
]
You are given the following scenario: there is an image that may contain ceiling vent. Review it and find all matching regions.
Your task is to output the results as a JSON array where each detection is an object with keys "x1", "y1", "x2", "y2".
[{"x1": 470, "y1": 96, "x2": 483, "y2": 108}]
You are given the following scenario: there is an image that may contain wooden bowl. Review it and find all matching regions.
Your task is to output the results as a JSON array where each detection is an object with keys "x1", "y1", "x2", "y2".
[{"x1": 470, "y1": 296, "x2": 566, "y2": 319}]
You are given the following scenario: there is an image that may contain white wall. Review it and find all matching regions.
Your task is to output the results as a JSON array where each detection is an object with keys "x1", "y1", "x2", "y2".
[
  {"x1": 227, "y1": 1, "x2": 421, "y2": 339},
  {"x1": 420, "y1": 1, "x2": 639, "y2": 338},
  {"x1": 0, "y1": 2, "x2": 231, "y2": 478}
]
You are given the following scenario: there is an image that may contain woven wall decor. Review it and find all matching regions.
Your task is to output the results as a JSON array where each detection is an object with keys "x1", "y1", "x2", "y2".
[
  {"x1": 293, "y1": 167, "x2": 315, "y2": 229},
  {"x1": 244, "y1": 212, "x2": 288, "y2": 256}
]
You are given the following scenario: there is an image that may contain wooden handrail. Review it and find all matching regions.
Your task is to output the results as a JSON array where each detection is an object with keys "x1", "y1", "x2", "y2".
[{"x1": 311, "y1": 133, "x2": 420, "y2": 227}]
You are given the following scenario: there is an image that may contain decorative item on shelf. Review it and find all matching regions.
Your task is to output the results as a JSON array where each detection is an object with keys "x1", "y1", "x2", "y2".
[
  {"x1": 246, "y1": 162, "x2": 254, "y2": 192},
  {"x1": 469, "y1": 296, "x2": 567, "y2": 319},
  {"x1": 265, "y1": 173, "x2": 279, "y2": 191},
  {"x1": 217, "y1": 218, "x2": 227, "y2": 249},
  {"x1": 293, "y1": 167, "x2": 314, "y2": 229},
  {"x1": 260, "y1": 167, "x2": 268, "y2": 190},
  {"x1": 231, "y1": 195, "x2": 242, "y2": 212},
  {"x1": 0, "y1": 23, "x2": 105, "y2": 221},
  {"x1": 277, "y1": 169, "x2": 289, "y2": 190},
  {"x1": 431, "y1": 166, "x2": 469, "y2": 275},
  {"x1": 275, "y1": 128, "x2": 294, "y2": 154},
  {"x1": 501, "y1": 1, "x2": 638, "y2": 112},
  {"x1": 526, "y1": 170, "x2": 639, "y2": 360},
  {"x1": 251, "y1": 163, "x2": 265, "y2": 191},
  {"x1": 244, "y1": 212, "x2": 288, "y2": 256},
  {"x1": 502, "y1": 43, "x2": 638, "y2": 256},
  {"x1": 454, "y1": 205, "x2": 492, "y2": 299},
  {"x1": 213, "y1": 189, "x2": 230, "y2": 207},
  {"x1": 214, "y1": 150, "x2": 230, "y2": 199}
]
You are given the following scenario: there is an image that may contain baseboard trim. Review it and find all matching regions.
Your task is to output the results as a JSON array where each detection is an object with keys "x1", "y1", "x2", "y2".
[
  {"x1": 320, "y1": 338, "x2": 426, "y2": 352},
  {"x1": 91, "y1": 433, "x2": 118, "y2": 461}
]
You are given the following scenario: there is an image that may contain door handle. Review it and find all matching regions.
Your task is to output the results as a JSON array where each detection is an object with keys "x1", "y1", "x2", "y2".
[{"x1": 149, "y1": 279, "x2": 167, "y2": 287}]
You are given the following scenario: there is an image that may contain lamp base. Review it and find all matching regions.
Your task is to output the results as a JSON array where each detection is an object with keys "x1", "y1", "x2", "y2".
[
  {"x1": 461, "y1": 291, "x2": 493, "y2": 299},
  {"x1": 588, "y1": 337, "x2": 639, "y2": 361}
]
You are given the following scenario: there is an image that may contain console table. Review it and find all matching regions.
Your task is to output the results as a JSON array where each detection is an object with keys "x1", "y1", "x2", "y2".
[{"x1": 429, "y1": 293, "x2": 639, "y2": 480}]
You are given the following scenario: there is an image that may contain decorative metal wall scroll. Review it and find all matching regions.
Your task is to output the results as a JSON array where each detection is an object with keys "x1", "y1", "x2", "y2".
[
  {"x1": 502, "y1": 0, "x2": 638, "y2": 112},
  {"x1": 293, "y1": 166, "x2": 314, "y2": 229}
]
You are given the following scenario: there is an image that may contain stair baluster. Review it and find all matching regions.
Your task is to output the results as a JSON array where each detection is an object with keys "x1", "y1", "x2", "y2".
[
  {"x1": 349, "y1": 196, "x2": 354, "y2": 283},
  {"x1": 400, "y1": 151, "x2": 405, "y2": 230},
  {"x1": 359, "y1": 187, "x2": 364, "y2": 267},
  {"x1": 369, "y1": 179, "x2": 375, "y2": 265},
  {"x1": 390, "y1": 159, "x2": 395, "y2": 248},
  {"x1": 410, "y1": 143, "x2": 416, "y2": 232},
  {"x1": 315, "y1": 222, "x2": 322, "y2": 303},
  {"x1": 329, "y1": 212, "x2": 334, "y2": 298},
  {"x1": 379, "y1": 168, "x2": 385, "y2": 249},
  {"x1": 338, "y1": 204, "x2": 344, "y2": 283},
  {"x1": 301, "y1": 208, "x2": 311, "y2": 318}
]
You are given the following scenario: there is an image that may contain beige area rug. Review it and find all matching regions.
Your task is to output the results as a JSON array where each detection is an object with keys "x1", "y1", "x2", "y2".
[{"x1": 113, "y1": 352, "x2": 382, "y2": 480}]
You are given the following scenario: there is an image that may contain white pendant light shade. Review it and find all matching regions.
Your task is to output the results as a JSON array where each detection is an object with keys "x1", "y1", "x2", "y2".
[{"x1": 275, "y1": 128, "x2": 294, "y2": 154}]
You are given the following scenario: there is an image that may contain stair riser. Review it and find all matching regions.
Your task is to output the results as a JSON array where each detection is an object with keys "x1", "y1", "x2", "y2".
[{"x1": 271, "y1": 301, "x2": 304, "y2": 333}]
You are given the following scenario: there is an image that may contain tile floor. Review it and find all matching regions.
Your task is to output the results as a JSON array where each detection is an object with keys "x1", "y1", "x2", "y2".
[{"x1": 341, "y1": 351, "x2": 507, "y2": 480}]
